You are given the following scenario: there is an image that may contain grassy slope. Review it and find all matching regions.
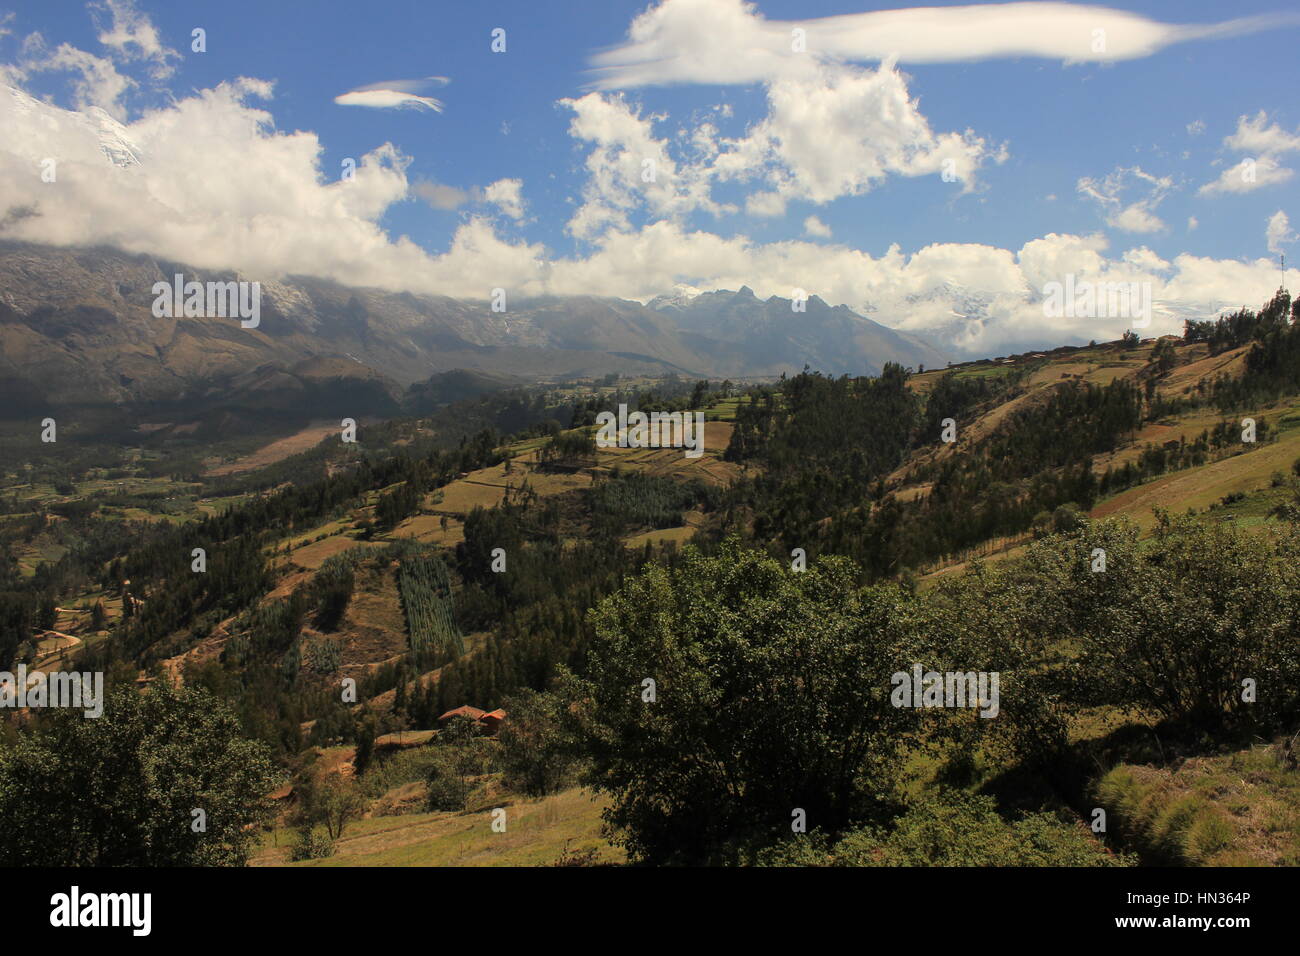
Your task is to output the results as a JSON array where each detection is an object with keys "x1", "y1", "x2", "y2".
[{"x1": 252, "y1": 787, "x2": 621, "y2": 867}]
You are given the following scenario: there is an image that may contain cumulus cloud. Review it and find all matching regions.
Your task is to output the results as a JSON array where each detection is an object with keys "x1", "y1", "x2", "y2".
[
  {"x1": 0, "y1": 79, "x2": 433, "y2": 288},
  {"x1": 803, "y1": 215, "x2": 831, "y2": 238},
  {"x1": 484, "y1": 178, "x2": 526, "y2": 220},
  {"x1": 1077, "y1": 166, "x2": 1172, "y2": 233},
  {"x1": 587, "y1": 0, "x2": 1299, "y2": 88},
  {"x1": 559, "y1": 91, "x2": 732, "y2": 239},
  {"x1": 713, "y1": 59, "x2": 1005, "y2": 203},
  {"x1": 0, "y1": 1, "x2": 1289, "y2": 364},
  {"x1": 1266, "y1": 210, "x2": 1296, "y2": 255},
  {"x1": 0, "y1": 75, "x2": 1284, "y2": 360},
  {"x1": 334, "y1": 77, "x2": 448, "y2": 113},
  {"x1": 17, "y1": 35, "x2": 136, "y2": 120},
  {"x1": 1199, "y1": 111, "x2": 1300, "y2": 195},
  {"x1": 561, "y1": 57, "x2": 1005, "y2": 239}
]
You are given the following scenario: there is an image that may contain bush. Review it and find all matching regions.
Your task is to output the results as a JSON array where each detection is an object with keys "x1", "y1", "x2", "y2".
[
  {"x1": 750, "y1": 791, "x2": 1127, "y2": 867},
  {"x1": 424, "y1": 766, "x2": 474, "y2": 813},
  {"x1": 290, "y1": 825, "x2": 336, "y2": 861}
]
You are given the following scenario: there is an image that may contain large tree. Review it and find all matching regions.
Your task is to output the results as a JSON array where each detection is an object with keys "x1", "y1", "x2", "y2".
[
  {"x1": 569, "y1": 539, "x2": 927, "y2": 864},
  {"x1": 0, "y1": 684, "x2": 280, "y2": 866}
]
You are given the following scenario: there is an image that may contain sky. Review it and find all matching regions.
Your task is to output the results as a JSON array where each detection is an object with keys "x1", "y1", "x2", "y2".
[{"x1": 2, "y1": 0, "x2": 1300, "y2": 358}]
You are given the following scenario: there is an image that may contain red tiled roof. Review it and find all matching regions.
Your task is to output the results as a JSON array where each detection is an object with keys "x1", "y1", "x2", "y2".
[{"x1": 438, "y1": 705, "x2": 486, "y2": 721}]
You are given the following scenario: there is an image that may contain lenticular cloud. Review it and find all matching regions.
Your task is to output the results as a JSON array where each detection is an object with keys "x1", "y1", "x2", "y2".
[{"x1": 334, "y1": 76, "x2": 449, "y2": 113}]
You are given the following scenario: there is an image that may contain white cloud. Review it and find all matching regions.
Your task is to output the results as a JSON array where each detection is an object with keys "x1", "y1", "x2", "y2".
[
  {"x1": 1266, "y1": 210, "x2": 1296, "y2": 255},
  {"x1": 746, "y1": 191, "x2": 785, "y2": 218},
  {"x1": 1199, "y1": 155, "x2": 1293, "y2": 196},
  {"x1": 22, "y1": 37, "x2": 136, "y2": 120},
  {"x1": 1225, "y1": 109, "x2": 1300, "y2": 155},
  {"x1": 803, "y1": 215, "x2": 831, "y2": 238},
  {"x1": 4, "y1": 2, "x2": 176, "y2": 120},
  {"x1": 561, "y1": 56, "x2": 1004, "y2": 240},
  {"x1": 1, "y1": 78, "x2": 1282, "y2": 359},
  {"x1": 484, "y1": 178, "x2": 526, "y2": 220},
  {"x1": 90, "y1": 0, "x2": 178, "y2": 79},
  {"x1": 0, "y1": 79, "x2": 432, "y2": 288},
  {"x1": 559, "y1": 91, "x2": 732, "y2": 239},
  {"x1": 413, "y1": 180, "x2": 474, "y2": 210},
  {"x1": 1077, "y1": 166, "x2": 1172, "y2": 233},
  {"x1": 715, "y1": 59, "x2": 1005, "y2": 204},
  {"x1": 0, "y1": 7, "x2": 1288, "y2": 363},
  {"x1": 1199, "y1": 111, "x2": 1300, "y2": 195},
  {"x1": 1188, "y1": 216, "x2": 1198, "y2": 231},
  {"x1": 587, "y1": 0, "x2": 1299, "y2": 88},
  {"x1": 1186, "y1": 119, "x2": 1206, "y2": 136},
  {"x1": 334, "y1": 77, "x2": 448, "y2": 113}
]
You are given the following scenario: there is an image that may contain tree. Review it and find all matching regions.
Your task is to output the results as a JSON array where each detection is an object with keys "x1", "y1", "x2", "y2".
[
  {"x1": 498, "y1": 688, "x2": 575, "y2": 796},
  {"x1": 36, "y1": 593, "x2": 56, "y2": 631},
  {"x1": 1149, "y1": 337, "x2": 1177, "y2": 374},
  {"x1": 424, "y1": 715, "x2": 490, "y2": 811},
  {"x1": 0, "y1": 685, "x2": 280, "y2": 866},
  {"x1": 568, "y1": 539, "x2": 926, "y2": 864},
  {"x1": 1021, "y1": 515, "x2": 1300, "y2": 732},
  {"x1": 353, "y1": 715, "x2": 377, "y2": 776},
  {"x1": 293, "y1": 772, "x2": 366, "y2": 841}
]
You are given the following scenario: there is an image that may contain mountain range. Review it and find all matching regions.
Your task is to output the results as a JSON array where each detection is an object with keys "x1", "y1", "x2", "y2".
[{"x1": 0, "y1": 240, "x2": 947, "y2": 420}]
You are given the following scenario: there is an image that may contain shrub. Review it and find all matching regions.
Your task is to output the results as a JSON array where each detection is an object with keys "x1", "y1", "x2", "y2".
[{"x1": 290, "y1": 826, "x2": 336, "y2": 861}]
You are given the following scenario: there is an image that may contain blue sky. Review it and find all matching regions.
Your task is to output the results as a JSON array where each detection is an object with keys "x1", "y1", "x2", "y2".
[{"x1": 3, "y1": 0, "x2": 1300, "y2": 355}]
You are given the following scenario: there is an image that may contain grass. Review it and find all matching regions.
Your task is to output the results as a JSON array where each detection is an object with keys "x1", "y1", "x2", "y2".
[
  {"x1": 1092, "y1": 745, "x2": 1300, "y2": 866},
  {"x1": 253, "y1": 786, "x2": 622, "y2": 867},
  {"x1": 1091, "y1": 428, "x2": 1300, "y2": 531}
]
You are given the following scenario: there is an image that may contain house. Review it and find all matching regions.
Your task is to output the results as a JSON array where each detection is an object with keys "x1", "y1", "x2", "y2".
[
  {"x1": 479, "y1": 709, "x2": 507, "y2": 735},
  {"x1": 436, "y1": 704, "x2": 507, "y2": 735},
  {"x1": 438, "y1": 705, "x2": 486, "y2": 723}
]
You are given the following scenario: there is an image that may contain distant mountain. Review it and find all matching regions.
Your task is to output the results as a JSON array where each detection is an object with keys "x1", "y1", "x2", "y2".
[
  {"x1": 0, "y1": 242, "x2": 950, "y2": 420},
  {"x1": 648, "y1": 285, "x2": 947, "y2": 376}
]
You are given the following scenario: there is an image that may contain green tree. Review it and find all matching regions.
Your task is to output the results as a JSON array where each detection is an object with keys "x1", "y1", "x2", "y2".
[
  {"x1": 0, "y1": 685, "x2": 279, "y2": 866},
  {"x1": 293, "y1": 772, "x2": 366, "y2": 841},
  {"x1": 424, "y1": 715, "x2": 491, "y2": 812},
  {"x1": 1023, "y1": 515, "x2": 1300, "y2": 732},
  {"x1": 568, "y1": 539, "x2": 926, "y2": 864},
  {"x1": 498, "y1": 688, "x2": 575, "y2": 796}
]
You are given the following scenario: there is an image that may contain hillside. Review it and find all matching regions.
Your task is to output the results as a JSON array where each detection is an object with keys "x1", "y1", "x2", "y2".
[{"x1": 3, "y1": 286, "x2": 1299, "y2": 869}]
